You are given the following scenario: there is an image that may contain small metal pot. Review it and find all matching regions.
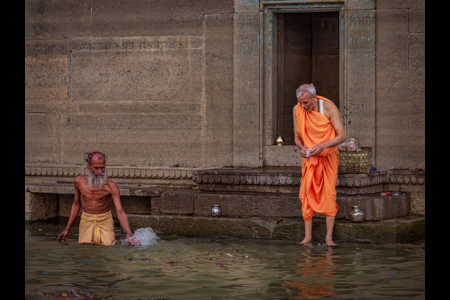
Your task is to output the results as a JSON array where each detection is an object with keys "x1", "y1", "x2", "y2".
[
  {"x1": 349, "y1": 206, "x2": 364, "y2": 222},
  {"x1": 211, "y1": 205, "x2": 222, "y2": 217}
]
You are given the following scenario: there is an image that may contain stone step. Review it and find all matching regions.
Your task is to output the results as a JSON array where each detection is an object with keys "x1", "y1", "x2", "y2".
[
  {"x1": 193, "y1": 168, "x2": 388, "y2": 195},
  {"x1": 159, "y1": 190, "x2": 411, "y2": 221},
  {"x1": 127, "y1": 214, "x2": 425, "y2": 244}
]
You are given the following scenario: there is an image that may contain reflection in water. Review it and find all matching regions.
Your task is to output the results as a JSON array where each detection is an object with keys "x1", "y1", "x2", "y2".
[
  {"x1": 282, "y1": 247, "x2": 343, "y2": 299},
  {"x1": 25, "y1": 223, "x2": 425, "y2": 299}
]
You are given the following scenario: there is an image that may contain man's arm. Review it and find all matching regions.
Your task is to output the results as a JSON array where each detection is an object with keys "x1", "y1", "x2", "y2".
[
  {"x1": 309, "y1": 103, "x2": 346, "y2": 156},
  {"x1": 293, "y1": 105, "x2": 308, "y2": 158},
  {"x1": 57, "y1": 177, "x2": 82, "y2": 242},
  {"x1": 109, "y1": 181, "x2": 142, "y2": 246}
]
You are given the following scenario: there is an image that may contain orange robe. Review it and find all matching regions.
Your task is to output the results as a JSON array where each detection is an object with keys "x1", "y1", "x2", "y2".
[{"x1": 297, "y1": 95, "x2": 339, "y2": 221}]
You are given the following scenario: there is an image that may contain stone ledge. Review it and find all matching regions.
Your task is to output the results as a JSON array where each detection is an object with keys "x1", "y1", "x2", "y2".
[
  {"x1": 25, "y1": 164, "x2": 197, "y2": 180},
  {"x1": 127, "y1": 214, "x2": 425, "y2": 244},
  {"x1": 193, "y1": 168, "x2": 388, "y2": 187},
  {"x1": 387, "y1": 170, "x2": 425, "y2": 185},
  {"x1": 25, "y1": 182, "x2": 166, "y2": 196}
]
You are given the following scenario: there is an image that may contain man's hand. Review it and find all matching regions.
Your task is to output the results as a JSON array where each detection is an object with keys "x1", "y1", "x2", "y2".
[
  {"x1": 299, "y1": 147, "x2": 308, "y2": 158},
  {"x1": 57, "y1": 229, "x2": 69, "y2": 243},
  {"x1": 127, "y1": 235, "x2": 142, "y2": 247},
  {"x1": 309, "y1": 143, "x2": 327, "y2": 157}
]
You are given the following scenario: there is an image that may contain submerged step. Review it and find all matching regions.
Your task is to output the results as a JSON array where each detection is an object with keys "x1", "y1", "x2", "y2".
[{"x1": 127, "y1": 214, "x2": 425, "y2": 244}]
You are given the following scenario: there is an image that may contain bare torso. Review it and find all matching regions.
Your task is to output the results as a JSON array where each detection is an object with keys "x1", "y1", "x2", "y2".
[{"x1": 76, "y1": 176, "x2": 113, "y2": 214}]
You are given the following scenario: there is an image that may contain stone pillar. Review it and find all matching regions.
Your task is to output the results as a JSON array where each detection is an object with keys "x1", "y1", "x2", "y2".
[
  {"x1": 344, "y1": 1, "x2": 376, "y2": 164},
  {"x1": 233, "y1": 1, "x2": 262, "y2": 167}
]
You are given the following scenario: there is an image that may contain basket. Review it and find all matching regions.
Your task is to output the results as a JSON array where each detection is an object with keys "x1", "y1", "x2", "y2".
[{"x1": 338, "y1": 138, "x2": 372, "y2": 174}]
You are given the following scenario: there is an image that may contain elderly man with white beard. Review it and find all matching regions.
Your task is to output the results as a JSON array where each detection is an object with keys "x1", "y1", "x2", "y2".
[{"x1": 57, "y1": 152, "x2": 141, "y2": 246}]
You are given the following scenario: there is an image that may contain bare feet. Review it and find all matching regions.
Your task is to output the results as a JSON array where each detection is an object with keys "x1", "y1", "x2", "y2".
[
  {"x1": 326, "y1": 238, "x2": 336, "y2": 246},
  {"x1": 297, "y1": 237, "x2": 313, "y2": 244}
]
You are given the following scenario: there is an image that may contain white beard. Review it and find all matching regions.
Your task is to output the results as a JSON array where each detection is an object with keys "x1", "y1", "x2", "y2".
[{"x1": 88, "y1": 169, "x2": 107, "y2": 189}]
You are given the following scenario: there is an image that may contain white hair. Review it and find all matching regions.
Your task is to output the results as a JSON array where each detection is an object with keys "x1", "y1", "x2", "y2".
[{"x1": 296, "y1": 83, "x2": 316, "y2": 98}]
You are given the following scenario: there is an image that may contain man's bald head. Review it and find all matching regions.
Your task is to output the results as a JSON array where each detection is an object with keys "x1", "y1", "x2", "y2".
[{"x1": 86, "y1": 151, "x2": 106, "y2": 165}]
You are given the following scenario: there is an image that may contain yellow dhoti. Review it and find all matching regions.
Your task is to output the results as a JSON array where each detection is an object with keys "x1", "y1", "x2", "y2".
[{"x1": 78, "y1": 211, "x2": 115, "y2": 245}]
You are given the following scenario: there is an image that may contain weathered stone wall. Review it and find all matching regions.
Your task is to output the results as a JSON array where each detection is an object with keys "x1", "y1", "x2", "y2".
[
  {"x1": 25, "y1": 0, "x2": 234, "y2": 169},
  {"x1": 375, "y1": 0, "x2": 425, "y2": 170},
  {"x1": 25, "y1": 0, "x2": 425, "y2": 176}
]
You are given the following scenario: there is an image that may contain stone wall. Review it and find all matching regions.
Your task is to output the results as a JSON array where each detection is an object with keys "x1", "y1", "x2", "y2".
[
  {"x1": 25, "y1": 0, "x2": 234, "y2": 169},
  {"x1": 375, "y1": 0, "x2": 425, "y2": 170},
  {"x1": 25, "y1": 0, "x2": 425, "y2": 176}
]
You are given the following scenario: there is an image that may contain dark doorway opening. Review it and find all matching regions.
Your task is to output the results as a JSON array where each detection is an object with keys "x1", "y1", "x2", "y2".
[{"x1": 276, "y1": 12, "x2": 340, "y2": 145}]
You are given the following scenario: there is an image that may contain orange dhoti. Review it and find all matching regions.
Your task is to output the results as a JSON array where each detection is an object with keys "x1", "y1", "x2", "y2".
[{"x1": 297, "y1": 96, "x2": 339, "y2": 221}]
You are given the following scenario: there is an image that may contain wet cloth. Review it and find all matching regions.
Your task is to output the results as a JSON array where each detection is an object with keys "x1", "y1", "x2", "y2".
[
  {"x1": 78, "y1": 211, "x2": 115, "y2": 245},
  {"x1": 296, "y1": 95, "x2": 339, "y2": 221}
]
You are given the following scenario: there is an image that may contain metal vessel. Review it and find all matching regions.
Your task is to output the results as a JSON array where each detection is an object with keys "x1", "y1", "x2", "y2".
[
  {"x1": 349, "y1": 206, "x2": 364, "y2": 222},
  {"x1": 211, "y1": 205, "x2": 222, "y2": 217}
]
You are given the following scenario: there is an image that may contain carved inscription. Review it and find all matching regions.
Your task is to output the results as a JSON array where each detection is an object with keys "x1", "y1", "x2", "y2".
[
  {"x1": 349, "y1": 14, "x2": 375, "y2": 28},
  {"x1": 236, "y1": 15, "x2": 259, "y2": 30},
  {"x1": 70, "y1": 36, "x2": 202, "y2": 53},
  {"x1": 240, "y1": 35, "x2": 259, "y2": 44},
  {"x1": 71, "y1": 49, "x2": 203, "y2": 102}
]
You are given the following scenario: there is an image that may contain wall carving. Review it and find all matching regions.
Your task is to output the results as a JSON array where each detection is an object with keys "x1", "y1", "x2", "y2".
[
  {"x1": 387, "y1": 171, "x2": 425, "y2": 185},
  {"x1": 25, "y1": 165, "x2": 424, "y2": 186},
  {"x1": 193, "y1": 170, "x2": 425, "y2": 187},
  {"x1": 25, "y1": 164, "x2": 194, "y2": 180}
]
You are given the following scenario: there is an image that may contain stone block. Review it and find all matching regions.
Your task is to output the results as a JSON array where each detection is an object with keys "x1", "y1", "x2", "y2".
[
  {"x1": 119, "y1": 196, "x2": 152, "y2": 215},
  {"x1": 389, "y1": 195, "x2": 411, "y2": 218},
  {"x1": 25, "y1": 192, "x2": 58, "y2": 222},
  {"x1": 91, "y1": 0, "x2": 233, "y2": 37},
  {"x1": 160, "y1": 190, "x2": 196, "y2": 215},
  {"x1": 25, "y1": 0, "x2": 87, "y2": 40},
  {"x1": 25, "y1": 53, "x2": 70, "y2": 111},
  {"x1": 345, "y1": 194, "x2": 411, "y2": 221},
  {"x1": 264, "y1": 146, "x2": 302, "y2": 167},
  {"x1": 376, "y1": 0, "x2": 410, "y2": 9},
  {"x1": 61, "y1": 113, "x2": 203, "y2": 168},
  {"x1": 194, "y1": 193, "x2": 301, "y2": 218},
  {"x1": 151, "y1": 196, "x2": 161, "y2": 215},
  {"x1": 25, "y1": 113, "x2": 58, "y2": 164},
  {"x1": 345, "y1": 195, "x2": 389, "y2": 221},
  {"x1": 26, "y1": 0, "x2": 234, "y2": 40},
  {"x1": 58, "y1": 194, "x2": 75, "y2": 218},
  {"x1": 409, "y1": 0, "x2": 425, "y2": 33},
  {"x1": 346, "y1": 0, "x2": 375, "y2": 9},
  {"x1": 410, "y1": 192, "x2": 425, "y2": 216},
  {"x1": 71, "y1": 46, "x2": 203, "y2": 103}
]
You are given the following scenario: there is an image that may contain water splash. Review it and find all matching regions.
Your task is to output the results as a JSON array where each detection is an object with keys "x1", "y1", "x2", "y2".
[{"x1": 121, "y1": 227, "x2": 161, "y2": 246}]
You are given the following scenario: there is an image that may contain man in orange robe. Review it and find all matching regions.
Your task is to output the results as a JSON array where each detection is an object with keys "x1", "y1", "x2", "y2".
[{"x1": 293, "y1": 84, "x2": 346, "y2": 246}]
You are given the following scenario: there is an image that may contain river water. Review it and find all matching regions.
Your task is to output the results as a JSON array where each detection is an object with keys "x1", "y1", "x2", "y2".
[{"x1": 25, "y1": 223, "x2": 425, "y2": 299}]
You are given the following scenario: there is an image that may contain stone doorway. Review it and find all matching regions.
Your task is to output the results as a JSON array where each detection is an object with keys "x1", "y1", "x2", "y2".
[{"x1": 276, "y1": 12, "x2": 340, "y2": 146}]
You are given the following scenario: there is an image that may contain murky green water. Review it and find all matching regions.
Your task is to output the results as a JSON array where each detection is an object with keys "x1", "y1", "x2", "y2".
[{"x1": 25, "y1": 223, "x2": 425, "y2": 300}]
